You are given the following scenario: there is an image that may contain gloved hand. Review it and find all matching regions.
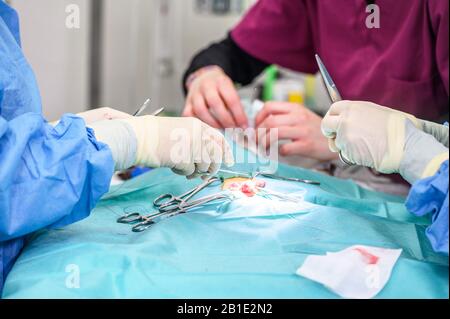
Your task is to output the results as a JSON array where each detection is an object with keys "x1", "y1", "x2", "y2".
[
  {"x1": 419, "y1": 120, "x2": 449, "y2": 148},
  {"x1": 89, "y1": 116, "x2": 235, "y2": 178},
  {"x1": 50, "y1": 107, "x2": 132, "y2": 126},
  {"x1": 399, "y1": 120, "x2": 449, "y2": 184},
  {"x1": 76, "y1": 107, "x2": 132, "y2": 125},
  {"x1": 321, "y1": 101, "x2": 420, "y2": 173},
  {"x1": 321, "y1": 101, "x2": 449, "y2": 183}
]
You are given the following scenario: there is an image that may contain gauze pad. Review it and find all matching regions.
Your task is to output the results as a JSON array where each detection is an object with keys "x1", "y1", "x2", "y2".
[{"x1": 296, "y1": 245, "x2": 402, "y2": 299}]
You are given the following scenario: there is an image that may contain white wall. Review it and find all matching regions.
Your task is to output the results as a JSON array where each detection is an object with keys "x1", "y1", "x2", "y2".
[
  {"x1": 11, "y1": 0, "x2": 90, "y2": 120},
  {"x1": 9, "y1": 0, "x2": 253, "y2": 119},
  {"x1": 101, "y1": 0, "x2": 250, "y2": 115}
]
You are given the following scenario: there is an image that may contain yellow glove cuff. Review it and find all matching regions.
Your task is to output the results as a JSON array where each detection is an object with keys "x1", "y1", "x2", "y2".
[
  {"x1": 119, "y1": 116, "x2": 160, "y2": 168},
  {"x1": 380, "y1": 113, "x2": 406, "y2": 173},
  {"x1": 422, "y1": 151, "x2": 449, "y2": 179}
]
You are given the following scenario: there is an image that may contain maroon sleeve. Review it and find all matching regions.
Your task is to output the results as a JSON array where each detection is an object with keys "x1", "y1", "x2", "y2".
[
  {"x1": 231, "y1": 0, "x2": 318, "y2": 74},
  {"x1": 428, "y1": 0, "x2": 449, "y2": 96}
]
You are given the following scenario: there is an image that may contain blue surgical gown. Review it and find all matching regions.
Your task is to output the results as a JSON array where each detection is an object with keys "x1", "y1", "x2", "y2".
[
  {"x1": 0, "y1": 2, "x2": 114, "y2": 293},
  {"x1": 406, "y1": 160, "x2": 449, "y2": 255}
]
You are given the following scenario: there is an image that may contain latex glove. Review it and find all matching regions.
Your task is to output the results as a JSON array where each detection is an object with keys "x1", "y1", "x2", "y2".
[
  {"x1": 90, "y1": 116, "x2": 234, "y2": 178},
  {"x1": 50, "y1": 107, "x2": 132, "y2": 126},
  {"x1": 321, "y1": 101, "x2": 421, "y2": 173},
  {"x1": 77, "y1": 107, "x2": 132, "y2": 125},
  {"x1": 321, "y1": 101, "x2": 449, "y2": 183},
  {"x1": 399, "y1": 121, "x2": 449, "y2": 184},
  {"x1": 183, "y1": 66, "x2": 248, "y2": 129},
  {"x1": 255, "y1": 102, "x2": 338, "y2": 161},
  {"x1": 419, "y1": 120, "x2": 449, "y2": 148}
]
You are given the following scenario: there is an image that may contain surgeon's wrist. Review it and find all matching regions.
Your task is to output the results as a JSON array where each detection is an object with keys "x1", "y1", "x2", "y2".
[
  {"x1": 118, "y1": 116, "x2": 161, "y2": 169},
  {"x1": 419, "y1": 119, "x2": 449, "y2": 148},
  {"x1": 89, "y1": 120, "x2": 137, "y2": 171},
  {"x1": 185, "y1": 65, "x2": 224, "y2": 91},
  {"x1": 399, "y1": 121, "x2": 449, "y2": 184}
]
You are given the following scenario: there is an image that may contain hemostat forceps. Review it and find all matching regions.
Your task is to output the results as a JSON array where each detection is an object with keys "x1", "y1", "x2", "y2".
[
  {"x1": 153, "y1": 176, "x2": 222, "y2": 210},
  {"x1": 117, "y1": 192, "x2": 231, "y2": 232}
]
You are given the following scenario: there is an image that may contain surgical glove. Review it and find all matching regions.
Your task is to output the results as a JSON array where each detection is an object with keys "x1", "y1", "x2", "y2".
[
  {"x1": 419, "y1": 120, "x2": 449, "y2": 148},
  {"x1": 50, "y1": 107, "x2": 132, "y2": 126},
  {"x1": 103, "y1": 116, "x2": 235, "y2": 177},
  {"x1": 77, "y1": 107, "x2": 132, "y2": 125},
  {"x1": 399, "y1": 121, "x2": 449, "y2": 184},
  {"x1": 88, "y1": 119, "x2": 137, "y2": 171},
  {"x1": 321, "y1": 101, "x2": 420, "y2": 174}
]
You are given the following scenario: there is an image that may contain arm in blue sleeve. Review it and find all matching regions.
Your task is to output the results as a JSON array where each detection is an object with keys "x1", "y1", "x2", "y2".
[
  {"x1": 406, "y1": 160, "x2": 449, "y2": 255},
  {"x1": 0, "y1": 112, "x2": 115, "y2": 241}
]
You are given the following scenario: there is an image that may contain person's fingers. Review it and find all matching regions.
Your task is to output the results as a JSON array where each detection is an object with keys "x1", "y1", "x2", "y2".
[
  {"x1": 187, "y1": 172, "x2": 200, "y2": 180},
  {"x1": 328, "y1": 100, "x2": 351, "y2": 115},
  {"x1": 218, "y1": 79, "x2": 248, "y2": 128},
  {"x1": 321, "y1": 114, "x2": 340, "y2": 138},
  {"x1": 334, "y1": 130, "x2": 349, "y2": 153},
  {"x1": 255, "y1": 113, "x2": 299, "y2": 149},
  {"x1": 222, "y1": 139, "x2": 234, "y2": 167},
  {"x1": 191, "y1": 94, "x2": 221, "y2": 128},
  {"x1": 182, "y1": 102, "x2": 194, "y2": 117},
  {"x1": 328, "y1": 138, "x2": 339, "y2": 153},
  {"x1": 279, "y1": 140, "x2": 310, "y2": 157},
  {"x1": 256, "y1": 127, "x2": 278, "y2": 152},
  {"x1": 187, "y1": 161, "x2": 211, "y2": 180},
  {"x1": 207, "y1": 162, "x2": 221, "y2": 176},
  {"x1": 203, "y1": 87, "x2": 237, "y2": 128},
  {"x1": 196, "y1": 161, "x2": 212, "y2": 175},
  {"x1": 171, "y1": 163, "x2": 196, "y2": 176},
  {"x1": 255, "y1": 102, "x2": 293, "y2": 127},
  {"x1": 258, "y1": 126, "x2": 304, "y2": 151},
  {"x1": 205, "y1": 137, "x2": 223, "y2": 176},
  {"x1": 256, "y1": 114, "x2": 298, "y2": 130}
]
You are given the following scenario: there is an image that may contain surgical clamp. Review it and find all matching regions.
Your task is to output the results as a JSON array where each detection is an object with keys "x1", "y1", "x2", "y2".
[
  {"x1": 153, "y1": 176, "x2": 222, "y2": 210},
  {"x1": 117, "y1": 192, "x2": 231, "y2": 232}
]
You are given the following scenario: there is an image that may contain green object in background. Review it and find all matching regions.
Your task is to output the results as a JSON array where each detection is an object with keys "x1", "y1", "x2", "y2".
[{"x1": 262, "y1": 65, "x2": 278, "y2": 102}]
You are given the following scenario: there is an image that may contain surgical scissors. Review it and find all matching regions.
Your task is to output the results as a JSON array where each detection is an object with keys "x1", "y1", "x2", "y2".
[
  {"x1": 117, "y1": 192, "x2": 231, "y2": 232},
  {"x1": 315, "y1": 54, "x2": 355, "y2": 166},
  {"x1": 153, "y1": 176, "x2": 222, "y2": 210}
]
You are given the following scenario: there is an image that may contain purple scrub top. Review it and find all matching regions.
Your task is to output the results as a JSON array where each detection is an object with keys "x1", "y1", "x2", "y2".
[{"x1": 231, "y1": 0, "x2": 448, "y2": 121}]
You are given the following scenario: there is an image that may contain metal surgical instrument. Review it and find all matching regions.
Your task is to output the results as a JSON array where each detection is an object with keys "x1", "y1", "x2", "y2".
[
  {"x1": 315, "y1": 54, "x2": 355, "y2": 166},
  {"x1": 133, "y1": 98, "x2": 165, "y2": 117},
  {"x1": 217, "y1": 169, "x2": 321, "y2": 186},
  {"x1": 254, "y1": 172, "x2": 321, "y2": 186},
  {"x1": 153, "y1": 176, "x2": 222, "y2": 210},
  {"x1": 117, "y1": 192, "x2": 231, "y2": 232}
]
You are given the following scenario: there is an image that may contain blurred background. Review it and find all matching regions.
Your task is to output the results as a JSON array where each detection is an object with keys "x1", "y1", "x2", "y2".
[{"x1": 9, "y1": 0, "x2": 328, "y2": 120}]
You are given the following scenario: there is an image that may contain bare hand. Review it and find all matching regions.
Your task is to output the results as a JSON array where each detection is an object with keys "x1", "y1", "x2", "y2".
[
  {"x1": 183, "y1": 66, "x2": 248, "y2": 129},
  {"x1": 255, "y1": 102, "x2": 338, "y2": 161}
]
